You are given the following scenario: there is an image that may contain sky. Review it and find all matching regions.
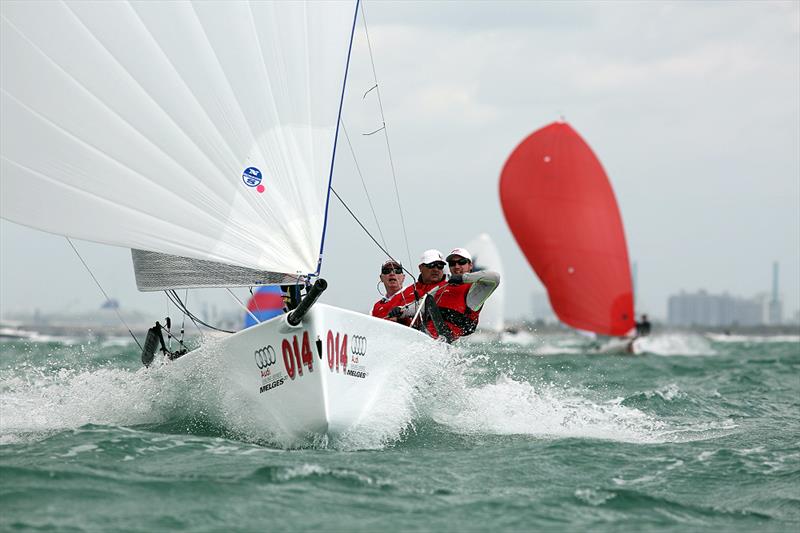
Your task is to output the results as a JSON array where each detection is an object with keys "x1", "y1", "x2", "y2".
[{"x1": 1, "y1": 0, "x2": 799, "y2": 324}]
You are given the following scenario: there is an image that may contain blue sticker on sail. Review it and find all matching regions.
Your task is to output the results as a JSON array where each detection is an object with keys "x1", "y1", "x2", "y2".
[{"x1": 242, "y1": 167, "x2": 262, "y2": 187}]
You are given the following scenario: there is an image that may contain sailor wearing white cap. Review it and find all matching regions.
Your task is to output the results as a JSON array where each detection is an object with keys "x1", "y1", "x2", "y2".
[
  {"x1": 385, "y1": 249, "x2": 448, "y2": 322},
  {"x1": 420, "y1": 247, "x2": 500, "y2": 342}
]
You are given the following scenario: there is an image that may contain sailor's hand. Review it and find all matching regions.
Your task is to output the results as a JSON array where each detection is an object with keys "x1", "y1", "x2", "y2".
[
  {"x1": 387, "y1": 307, "x2": 403, "y2": 318},
  {"x1": 448, "y1": 274, "x2": 463, "y2": 285}
]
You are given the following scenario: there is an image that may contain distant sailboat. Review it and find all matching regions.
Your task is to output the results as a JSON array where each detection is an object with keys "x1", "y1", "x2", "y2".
[
  {"x1": 499, "y1": 121, "x2": 636, "y2": 343},
  {"x1": 464, "y1": 233, "x2": 505, "y2": 334}
]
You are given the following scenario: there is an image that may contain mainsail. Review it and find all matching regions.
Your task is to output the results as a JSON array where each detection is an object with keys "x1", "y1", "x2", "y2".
[
  {"x1": 1, "y1": 1, "x2": 357, "y2": 281},
  {"x1": 499, "y1": 121, "x2": 635, "y2": 336},
  {"x1": 465, "y1": 233, "x2": 505, "y2": 333}
]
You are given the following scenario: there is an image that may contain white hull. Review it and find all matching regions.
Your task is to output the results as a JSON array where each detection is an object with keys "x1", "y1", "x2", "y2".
[{"x1": 163, "y1": 304, "x2": 438, "y2": 444}]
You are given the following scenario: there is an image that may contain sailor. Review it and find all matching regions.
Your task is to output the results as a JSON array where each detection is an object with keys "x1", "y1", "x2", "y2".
[
  {"x1": 423, "y1": 248, "x2": 500, "y2": 342},
  {"x1": 410, "y1": 249, "x2": 447, "y2": 295},
  {"x1": 635, "y1": 314, "x2": 652, "y2": 337},
  {"x1": 386, "y1": 249, "x2": 448, "y2": 322},
  {"x1": 371, "y1": 259, "x2": 410, "y2": 321}
]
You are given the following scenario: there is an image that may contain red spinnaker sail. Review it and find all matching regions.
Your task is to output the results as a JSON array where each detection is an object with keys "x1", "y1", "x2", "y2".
[{"x1": 499, "y1": 121, "x2": 635, "y2": 336}]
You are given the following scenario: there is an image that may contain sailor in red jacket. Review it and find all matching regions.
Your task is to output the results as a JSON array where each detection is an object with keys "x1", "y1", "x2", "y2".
[
  {"x1": 371, "y1": 259, "x2": 411, "y2": 321},
  {"x1": 386, "y1": 249, "x2": 448, "y2": 322},
  {"x1": 424, "y1": 248, "x2": 500, "y2": 342}
]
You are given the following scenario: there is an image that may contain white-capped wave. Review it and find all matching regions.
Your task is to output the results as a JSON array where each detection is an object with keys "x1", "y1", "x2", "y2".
[
  {"x1": 424, "y1": 373, "x2": 665, "y2": 443},
  {"x1": 0, "y1": 336, "x2": 678, "y2": 449},
  {"x1": 705, "y1": 333, "x2": 800, "y2": 344},
  {"x1": 636, "y1": 334, "x2": 716, "y2": 356}
]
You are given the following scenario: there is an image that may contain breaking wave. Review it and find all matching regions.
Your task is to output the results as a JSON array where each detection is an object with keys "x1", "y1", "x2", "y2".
[{"x1": 0, "y1": 336, "x2": 688, "y2": 450}]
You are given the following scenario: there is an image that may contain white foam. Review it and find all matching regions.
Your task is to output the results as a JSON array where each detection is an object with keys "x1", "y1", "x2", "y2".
[
  {"x1": 0, "y1": 363, "x2": 182, "y2": 444},
  {"x1": 424, "y1": 373, "x2": 666, "y2": 443},
  {"x1": 705, "y1": 333, "x2": 800, "y2": 343},
  {"x1": 636, "y1": 333, "x2": 717, "y2": 356},
  {"x1": 0, "y1": 336, "x2": 676, "y2": 449}
]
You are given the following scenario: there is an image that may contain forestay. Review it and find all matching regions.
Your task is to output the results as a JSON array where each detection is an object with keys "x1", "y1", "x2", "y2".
[{"x1": 1, "y1": 1, "x2": 356, "y2": 278}]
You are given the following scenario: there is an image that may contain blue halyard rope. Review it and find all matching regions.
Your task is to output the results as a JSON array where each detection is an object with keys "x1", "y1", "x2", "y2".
[{"x1": 315, "y1": 0, "x2": 361, "y2": 279}]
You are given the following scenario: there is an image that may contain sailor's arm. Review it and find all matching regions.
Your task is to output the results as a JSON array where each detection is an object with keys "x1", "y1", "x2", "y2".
[
  {"x1": 452, "y1": 270, "x2": 500, "y2": 311},
  {"x1": 389, "y1": 284, "x2": 445, "y2": 319},
  {"x1": 389, "y1": 299, "x2": 421, "y2": 320}
]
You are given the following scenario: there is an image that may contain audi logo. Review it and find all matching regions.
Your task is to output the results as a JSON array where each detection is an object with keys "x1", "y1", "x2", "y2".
[
  {"x1": 351, "y1": 335, "x2": 367, "y2": 356},
  {"x1": 254, "y1": 345, "x2": 277, "y2": 369}
]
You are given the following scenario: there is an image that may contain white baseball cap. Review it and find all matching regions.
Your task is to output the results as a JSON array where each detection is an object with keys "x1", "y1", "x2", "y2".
[
  {"x1": 446, "y1": 248, "x2": 473, "y2": 262},
  {"x1": 419, "y1": 249, "x2": 444, "y2": 265}
]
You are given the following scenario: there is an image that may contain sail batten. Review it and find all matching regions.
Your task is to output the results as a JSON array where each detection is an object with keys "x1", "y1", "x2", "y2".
[{"x1": 1, "y1": 0, "x2": 356, "y2": 276}]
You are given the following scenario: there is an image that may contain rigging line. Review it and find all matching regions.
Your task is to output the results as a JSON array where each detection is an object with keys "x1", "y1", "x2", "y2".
[
  {"x1": 165, "y1": 290, "x2": 205, "y2": 337},
  {"x1": 180, "y1": 288, "x2": 188, "y2": 346},
  {"x1": 165, "y1": 290, "x2": 208, "y2": 338},
  {"x1": 227, "y1": 288, "x2": 260, "y2": 325},
  {"x1": 363, "y1": 84, "x2": 378, "y2": 99},
  {"x1": 163, "y1": 289, "x2": 225, "y2": 338},
  {"x1": 359, "y1": 1, "x2": 413, "y2": 271},
  {"x1": 362, "y1": 123, "x2": 386, "y2": 136},
  {"x1": 165, "y1": 293, "x2": 171, "y2": 350},
  {"x1": 168, "y1": 289, "x2": 235, "y2": 335},
  {"x1": 330, "y1": 187, "x2": 415, "y2": 279},
  {"x1": 65, "y1": 237, "x2": 142, "y2": 351},
  {"x1": 315, "y1": 0, "x2": 362, "y2": 278},
  {"x1": 340, "y1": 119, "x2": 388, "y2": 250}
]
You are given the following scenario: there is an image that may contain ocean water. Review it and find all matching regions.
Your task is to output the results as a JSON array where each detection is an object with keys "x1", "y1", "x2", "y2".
[{"x1": 1, "y1": 332, "x2": 798, "y2": 531}]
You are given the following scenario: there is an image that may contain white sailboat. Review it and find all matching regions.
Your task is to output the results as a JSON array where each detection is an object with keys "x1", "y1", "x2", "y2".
[{"x1": 1, "y1": 0, "x2": 440, "y2": 443}]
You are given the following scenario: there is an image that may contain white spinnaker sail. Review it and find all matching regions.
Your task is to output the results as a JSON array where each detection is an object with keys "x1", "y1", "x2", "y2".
[
  {"x1": 0, "y1": 0, "x2": 355, "y2": 276},
  {"x1": 466, "y1": 233, "x2": 505, "y2": 332}
]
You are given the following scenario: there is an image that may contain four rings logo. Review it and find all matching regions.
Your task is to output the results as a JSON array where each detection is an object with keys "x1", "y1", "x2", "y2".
[
  {"x1": 254, "y1": 345, "x2": 277, "y2": 369},
  {"x1": 351, "y1": 335, "x2": 367, "y2": 356}
]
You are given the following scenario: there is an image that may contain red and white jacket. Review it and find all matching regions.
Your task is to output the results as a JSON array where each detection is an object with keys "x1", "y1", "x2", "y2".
[{"x1": 424, "y1": 270, "x2": 500, "y2": 342}]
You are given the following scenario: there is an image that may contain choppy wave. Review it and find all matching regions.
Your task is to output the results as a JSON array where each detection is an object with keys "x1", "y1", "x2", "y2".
[
  {"x1": 705, "y1": 333, "x2": 800, "y2": 344},
  {"x1": 635, "y1": 334, "x2": 717, "y2": 356},
  {"x1": 491, "y1": 331, "x2": 722, "y2": 357},
  {"x1": 0, "y1": 336, "x2": 677, "y2": 450}
]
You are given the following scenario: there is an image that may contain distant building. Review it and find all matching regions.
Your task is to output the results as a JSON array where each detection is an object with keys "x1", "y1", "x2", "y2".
[
  {"x1": 101, "y1": 298, "x2": 120, "y2": 310},
  {"x1": 668, "y1": 290, "x2": 768, "y2": 327},
  {"x1": 768, "y1": 261, "x2": 783, "y2": 325}
]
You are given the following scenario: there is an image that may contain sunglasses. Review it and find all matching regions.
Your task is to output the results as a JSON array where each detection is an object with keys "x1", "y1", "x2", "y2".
[
  {"x1": 423, "y1": 262, "x2": 446, "y2": 270},
  {"x1": 448, "y1": 258, "x2": 470, "y2": 266},
  {"x1": 381, "y1": 267, "x2": 403, "y2": 275}
]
